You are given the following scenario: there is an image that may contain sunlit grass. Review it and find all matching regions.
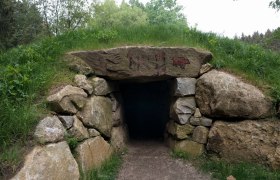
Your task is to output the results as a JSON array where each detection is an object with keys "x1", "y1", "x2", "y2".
[{"x1": 172, "y1": 151, "x2": 280, "y2": 180}]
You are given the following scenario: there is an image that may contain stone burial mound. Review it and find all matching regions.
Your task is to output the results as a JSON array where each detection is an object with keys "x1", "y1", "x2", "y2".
[{"x1": 11, "y1": 46, "x2": 279, "y2": 180}]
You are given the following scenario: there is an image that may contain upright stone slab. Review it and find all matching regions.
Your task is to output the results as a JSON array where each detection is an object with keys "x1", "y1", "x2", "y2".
[
  {"x1": 111, "y1": 126, "x2": 128, "y2": 152},
  {"x1": 70, "y1": 47, "x2": 212, "y2": 81},
  {"x1": 75, "y1": 136, "x2": 112, "y2": 173},
  {"x1": 12, "y1": 141, "x2": 80, "y2": 180},
  {"x1": 77, "y1": 96, "x2": 113, "y2": 137}
]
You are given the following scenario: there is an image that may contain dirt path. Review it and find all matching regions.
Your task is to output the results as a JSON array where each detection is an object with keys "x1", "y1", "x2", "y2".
[{"x1": 117, "y1": 140, "x2": 211, "y2": 180}]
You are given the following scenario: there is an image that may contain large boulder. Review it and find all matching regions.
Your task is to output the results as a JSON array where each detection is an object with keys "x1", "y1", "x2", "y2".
[
  {"x1": 70, "y1": 46, "x2": 212, "y2": 81},
  {"x1": 34, "y1": 116, "x2": 66, "y2": 144},
  {"x1": 75, "y1": 136, "x2": 112, "y2": 173},
  {"x1": 77, "y1": 96, "x2": 113, "y2": 137},
  {"x1": 12, "y1": 141, "x2": 80, "y2": 180},
  {"x1": 47, "y1": 85, "x2": 87, "y2": 114},
  {"x1": 207, "y1": 120, "x2": 280, "y2": 169},
  {"x1": 196, "y1": 70, "x2": 273, "y2": 119}
]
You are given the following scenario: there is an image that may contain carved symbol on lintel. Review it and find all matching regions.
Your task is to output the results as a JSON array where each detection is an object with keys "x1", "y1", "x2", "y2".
[{"x1": 172, "y1": 57, "x2": 190, "y2": 69}]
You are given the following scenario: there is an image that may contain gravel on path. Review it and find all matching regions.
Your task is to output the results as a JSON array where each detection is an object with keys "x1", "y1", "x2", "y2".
[{"x1": 117, "y1": 140, "x2": 211, "y2": 180}]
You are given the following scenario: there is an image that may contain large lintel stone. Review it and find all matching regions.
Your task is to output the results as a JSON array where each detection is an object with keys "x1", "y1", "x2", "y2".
[{"x1": 70, "y1": 46, "x2": 212, "y2": 81}]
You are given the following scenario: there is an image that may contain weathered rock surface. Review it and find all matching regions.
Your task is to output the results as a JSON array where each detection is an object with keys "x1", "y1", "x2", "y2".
[
  {"x1": 47, "y1": 85, "x2": 87, "y2": 114},
  {"x1": 58, "y1": 115, "x2": 74, "y2": 129},
  {"x1": 111, "y1": 126, "x2": 128, "y2": 152},
  {"x1": 171, "y1": 97, "x2": 196, "y2": 124},
  {"x1": 34, "y1": 116, "x2": 66, "y2": 144},
  {"x1": 68, "y1": 116, "x2": 89, "y2": 141},
  {"x1": 75, "y1": 136, "x2": 112, "y2": 173},
  {"x1": 173, "y1": 78, "x2": 196, "y2": 96},
  {"x1": 78, "y1": 96, "x2": 113, "y2": 137},
  {"x1": 192, "y1": 126, "x2": 209, "y2": 144},
  {"x1": 70, "y1": 47, "x2": 212, "y2": 81},
  {"x1": 12, "y1": 141, "x2": 79, "y2": 180},
  {"x1": 194, "y1": 108, "x2": 202, "y2": 118},
  {"x1": 111, "y1": 94, "x2": 124, "y2": 126},
  {"x1": 196, "y1": 70, "x2": 273, "y2": 119},
  {"x1": 169, "y1": 139, "x2": 204, "y2": 157},
  {"x1": 190, "y1": 117, "x2": 213, "y2": 127},
  {"x1": 112, "y1": 106, "x2": 123, "y2": 127},
  {"x1": 88, "y1": 128, "x2": 100, "y2": 137},
  {"x1": 64, "y1": 54, "x2": 93, "y2": 75},
  {"x1": 110, "y1": 93, "x2": 120, "y2": 112},
  {"x1": 207, "y1": 120, "x2": 280, "y2": 169},
  {"x1": 74, "y1": 74, "x2": 93, "y2": 94},
  {"x1": 90, "y1": 77, "x2": 113, "y2": 96},
  {"x1": 199, "y1": 63, "x2": 213, "y2": 75},
  {"x1": 167, "y1": 121, "x2": 194, "y2": 139}
]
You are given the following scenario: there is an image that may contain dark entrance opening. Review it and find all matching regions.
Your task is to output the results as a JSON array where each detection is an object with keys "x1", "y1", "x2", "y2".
[{"x1": 120, "y1": 81, "x2": 171, "y2": 140}]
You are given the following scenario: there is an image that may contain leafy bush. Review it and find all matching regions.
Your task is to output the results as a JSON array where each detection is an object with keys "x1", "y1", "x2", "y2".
[{"x1": 96, "y1": 30, "x2": 118, "y2": 43}]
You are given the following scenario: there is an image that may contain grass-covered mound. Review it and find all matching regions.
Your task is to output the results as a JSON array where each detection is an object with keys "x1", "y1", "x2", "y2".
[{"x1": 1, "y1": 24, "x2": 280, "y2": 177}]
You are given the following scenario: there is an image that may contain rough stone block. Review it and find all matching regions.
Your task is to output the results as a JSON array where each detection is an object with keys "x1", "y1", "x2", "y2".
[
  {"x1": 196, "y1": 70, "x2": 273, "y2": 119},
  {"x1": 172, "y1": 140, "x2": 205, "y2": 157},
  {"x1": 68, "y1": 116, "x2": 89, "y2": 141},
  {"x1": 75, "y1": 137, "x2": 112, "y2": 173},
  {"x1": 74, "y1": 74, "x2": 93, "y2": 95},
  {"x1": 12, "y1": 141, "x2": 79, "y2": 180},
  {"x1": 88, "y1": 128, "x2": 100, "y2": 137},
  {"x1": 47, "y1": 85, "x2": 87, "y2": 114},
  {"x1": 77, "y1": 96, "x2": 112, "y2": 137},
  {"x1": 167, "y1": 121, "x2": 194, "y2": 140},
  {"x1": 34, "y1": 116, "x2": 66, "y2": 144},
  {"x1": 58, "y1": 115, "x2": 74, "y2": 129},
  {"x1": 207, "y1": 120, "x2": 280, "y2": 169},
  {"x1": 111, "y1": 126, "x2": 128, "y2": 152},
  {"x1": 90, "y1": 77, "x2": 113, "y2": 96},
  {"x1": 173, "y1": 78, "x2": 196, "y2": 96},
  {"x1": 192, "y1": 126, "x2": 209, "y2": 144}
]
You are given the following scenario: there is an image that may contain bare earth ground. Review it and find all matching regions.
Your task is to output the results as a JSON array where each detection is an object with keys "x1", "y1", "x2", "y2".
[{"x1": 117, "y1": 140, "x2": 211, "y2": 180}]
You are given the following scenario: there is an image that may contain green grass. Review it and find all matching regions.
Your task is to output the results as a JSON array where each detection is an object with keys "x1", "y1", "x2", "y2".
[
  {"x1": 171, "y1": 150, "x2": 193, "y2": 160},
  {"x1": 200, "y1": 158, "x2": 280, "y2": 180},
  {"x1": 83, "y1": 154, "x2": 123, "y2": 180},
  {"x1": 172, "y1": 151, "x2": 280, "y2": 180},
  {"x1": 1, "y1": 24, "x2": 280, "y2": 176}
]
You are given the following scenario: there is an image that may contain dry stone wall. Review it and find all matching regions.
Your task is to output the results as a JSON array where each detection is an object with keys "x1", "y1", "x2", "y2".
[
  {"x1": 12, "y1": 74, "x2": 127, "y2": 180},
  {"x1": 12, "y1": 46, "x2": 280, "y2": 179}
]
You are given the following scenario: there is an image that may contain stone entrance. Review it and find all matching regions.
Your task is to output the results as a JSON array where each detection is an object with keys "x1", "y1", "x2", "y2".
[
  {"x1": 120, "y1": 81, "x2": 171, "y2": 140},
  {"x1": 13, "y1": 46, "x2": 277, "y2": 180}
]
